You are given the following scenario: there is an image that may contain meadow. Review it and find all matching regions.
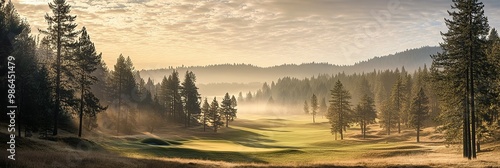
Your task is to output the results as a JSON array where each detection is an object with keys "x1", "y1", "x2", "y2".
[{"x1": 2, "y1": 113, "x2": 499, "y2": 168}]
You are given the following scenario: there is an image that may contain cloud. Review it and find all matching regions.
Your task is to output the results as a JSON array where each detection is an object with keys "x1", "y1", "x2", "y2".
[{"x1": 11, "y1": 0, "x2": 500, "y2": 69}]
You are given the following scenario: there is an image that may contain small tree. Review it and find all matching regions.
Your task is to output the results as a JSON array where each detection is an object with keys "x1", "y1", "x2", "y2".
[
  {"x1": 231, "y1": 95, "x2": 238, "y2": 120},
  {"x1": 409, "y1": 88, "x2": 429, "y2": 143},
  {"x1": 319, "y1": 97, "x2": 328, "y2": 118},
  {"x1": 355, "y1": 94, "x2": 377, "y2": 139},
  {"x1": 327, "y1": 80, "x2": 352, "y2": 140},
  {"x1": 208, "y1": 97, "x2": 223, "y2": 133},
  {"x1": 221, "y1": 93, "x2": 237, "y2": 127},
  {"x1": 304, "y1": 100, "x2": 309, "y2": 115},
  {"x1": 201, "y1": 98, "x2": 210, "y2": 132},
  {"x1": 310, "y1": 94, "x2": 318, "y2": 123}
]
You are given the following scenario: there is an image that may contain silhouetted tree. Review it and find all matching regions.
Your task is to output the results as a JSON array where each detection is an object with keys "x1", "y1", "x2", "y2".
[
  {"x1": 74, "y1": 27, "x2": 107, "y2": 137},
  {"x1": 181, "y1": 71, "x2": 200, "y2": 127},
  {"x1": 221, "y1": 93, "x2": 237, "y2": 127},
  {"x1": 40, "y1": 0, "x2": 80, "y2": 135},
  {"x1": 208, "y1": 97, "x2": 223, "y2": 133}
]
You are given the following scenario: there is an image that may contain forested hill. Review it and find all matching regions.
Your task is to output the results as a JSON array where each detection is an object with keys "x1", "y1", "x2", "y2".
[{"x1": 140, "y1": 46, "x2": 441, "y2": 84}]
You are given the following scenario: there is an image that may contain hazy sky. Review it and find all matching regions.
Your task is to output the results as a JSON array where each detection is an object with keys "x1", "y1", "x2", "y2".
[{"x1": 13, "y1": 0, "x2": 500, "y2": 70}]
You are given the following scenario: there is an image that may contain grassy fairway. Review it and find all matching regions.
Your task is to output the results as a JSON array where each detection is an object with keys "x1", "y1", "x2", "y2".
[
  {"x1": 3, "y1": 114, "x2": 499, "y2": 167},
  {"x1": 97, "y1": 114, "x2": 449, "y2": 165}
]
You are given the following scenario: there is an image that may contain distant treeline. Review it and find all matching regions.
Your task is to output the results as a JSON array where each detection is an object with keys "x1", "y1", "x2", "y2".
[{"x1": 139, "y1": 46, "x2": 441, "y2": 84}]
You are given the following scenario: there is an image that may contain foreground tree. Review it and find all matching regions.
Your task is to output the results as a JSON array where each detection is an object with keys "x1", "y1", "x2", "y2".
[
  {"x1": 74, "y1": 27, "x2": 106, "y2": 137},
  {"x1": 40, "y1": 0, "x2": 80, "y2": 136},
  {"x1": 327, "y1": 80, "x2": 352, "y2": 140},
  {"x1": 431, "y1": 0, "x2": 491, "y2": 159},
  {"x1": 409, "y1": 88, "x2": 429, "y2": 143}
]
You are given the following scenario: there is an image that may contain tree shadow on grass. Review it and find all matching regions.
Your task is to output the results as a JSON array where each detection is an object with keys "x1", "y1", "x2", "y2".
[
  {"x1": 137, "y1": 147, "x2": 268, "y2": 164},
  {"x1": 204, "y1": 127, "x2": 296, "y2": 149}
]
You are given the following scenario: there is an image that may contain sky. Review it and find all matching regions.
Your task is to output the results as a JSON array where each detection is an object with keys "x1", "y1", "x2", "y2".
[{"x1": 12, "y1": 0, "x2": 500, "y2": 70}]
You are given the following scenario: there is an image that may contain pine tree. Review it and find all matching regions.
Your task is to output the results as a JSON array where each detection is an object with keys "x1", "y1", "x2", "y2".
[
  {"x1": 74, "y1": 27, "x2": 106, "y2": 137},
  {"x1": 319, "y1": 97, "x2": 327, "y2": 118},
  {"x1": 303, "y1": 100, "x2": 309, "y2": 115},
  {"x1": 327, "y1": 80, "x2": 352, "y2": 140},
  {"x1": 389, "y1": 77, "x2": 405, "y2": 134},
  {"x1": 10, "y1": 18, "x2": 54, "y2": 136},
  {"x1": 221, "y1": 93, "x2": 236, "y2": 127},
  {"x1": 231, "y1": 95, "x2": 238, "y2": 120},
  {"x1": 246, "y1": 91, "x2": 253, "y2": 102},
  {"x1": 39, "y1": 0, "x2": 80, "y2": 136},
  {"x1": 208, "y1": 97, "x2": 223, "y2": 133},
  {"x1": 169, "y1": 70, "x2": 183, "y2": 121},
  {"x1": 310, "y1": 94, "x2": 318, "y2": 123},
  {"x1": 201, "y1": 98, "x2": 210, "y2": 132},
  {"x1": 111, "y1": 54, "x2": 135, "y2": 134},
  {"x1": 409, "y1": 88, "x2": 429, "y2": 143},
  {"x1": 431, "y1": 0, "x2": 490, "y2": 159},
  {"x1": 355, "y1": 94, "x2": 377, "y2": 139},
  {"x1": 181, "y1": 71, "x2": 200, "y2": 127}
]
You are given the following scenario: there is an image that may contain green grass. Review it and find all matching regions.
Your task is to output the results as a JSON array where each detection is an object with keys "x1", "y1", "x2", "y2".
[
  {"x1": 1, "y1": 115, "x2": 499, "y2": 167},
  {"x1": 96, "y1": 115, "x2": 441, "y2": 164}
]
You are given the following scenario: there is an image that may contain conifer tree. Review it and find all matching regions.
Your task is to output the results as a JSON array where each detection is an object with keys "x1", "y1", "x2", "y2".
[
  {"x1": 111, "y1": 54, "x2": 135, "y2": 133},
  {"x1": 40, "y1": 0, "x2": 80, "y2": 135},
  {"x1": 355, "y1": 94, "x2": 377, "y2": 139},
  {"x1": 208, "y1": 97, "x2": 223, "y2": 133},
  {"x1": 409, "y1": 88, "x2": 429, "y2": 143},
  {"x1": 303, "y1": 100, "x2": 309, "y2": 115},
  {"x1": 221, "y1": 93, "x2": 237, "y2": 127},
  {"x1": 201, "y1": 98, "x2": 210, "y2": 132},
  {"x1": 327, "y1": 80, "x2": 352, "y2": 140},
  {"x1": 310, "y1": 94, "x2": 318, "y2": 123},
  {"x1": 74, "y1": 27, "x2": 106, "y2": 137},
  {"x1": 181, "y1": 71, "x2": 200, "y2": 127},
  {"x1": 431, "y1": 0, "x2": 490, "y2": 159},
  {"x1": 389, "y1": 77, "x2": 405, "y2": 134},
  {"x1": 319, "y1": 97, "x2": 328, "y2": 118}
]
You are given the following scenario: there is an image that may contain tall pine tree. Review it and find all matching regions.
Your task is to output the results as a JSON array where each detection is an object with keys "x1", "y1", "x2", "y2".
[
  {"x1": 431, "y1": 0, "x2": 490, "y2": 159},
  {"x1": 40, "y1": 0, "x2": 80, "y2": 135},
  {"x1": 181, "y1": 71, "x2": 200, "y2": 127},
  {"x1": 409, "y1": 88, "x2": 429, "y2": 143},
  {"x1": 74, "y1": 27, "x2": 106, "y2": 137},
  {"x1": 327, "y1": 80, "x2": 352, "y2": 140}
]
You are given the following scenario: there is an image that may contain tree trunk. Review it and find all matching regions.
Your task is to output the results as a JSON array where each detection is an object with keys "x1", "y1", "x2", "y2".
[
  {"x1": 78, "y1": 75, "x2": 84, "y2": 137},
  {"x1": 340, "y1": 125, "x2": 344, "y2": 140},
  {"x1": 313, "y1": 114, "x2": 315, "y2": 123},
  {"x1": 416, "y1": 125, "x2": 420, "y2": 143},
  {"x1": 363, "y1": 120, "x2": 367, "y2": 139}
]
